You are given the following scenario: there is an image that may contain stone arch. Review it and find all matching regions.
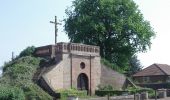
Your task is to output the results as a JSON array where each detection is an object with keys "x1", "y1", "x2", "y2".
[{"x1": 77, "y1": 73, "x2": 88, "y2": 91}]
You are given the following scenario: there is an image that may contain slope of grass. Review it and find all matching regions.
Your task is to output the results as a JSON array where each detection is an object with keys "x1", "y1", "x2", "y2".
[{"x1": 0, "y1": 56, "x2": 52, "y2": 100}]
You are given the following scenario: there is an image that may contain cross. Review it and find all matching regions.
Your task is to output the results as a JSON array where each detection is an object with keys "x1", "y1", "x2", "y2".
[{"x1": 50, "y1": 16, "x2": 61, "y2": 44}]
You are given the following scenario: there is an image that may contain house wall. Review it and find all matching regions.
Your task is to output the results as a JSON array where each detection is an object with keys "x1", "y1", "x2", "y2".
[{"x1": 134, "y1": 76, "x2": 167, "y2": 84}]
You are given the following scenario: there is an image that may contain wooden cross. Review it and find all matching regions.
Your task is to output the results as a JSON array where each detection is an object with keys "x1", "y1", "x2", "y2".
[{"x1": 50, "y1": 16, "x2": 61, "y2": 44}]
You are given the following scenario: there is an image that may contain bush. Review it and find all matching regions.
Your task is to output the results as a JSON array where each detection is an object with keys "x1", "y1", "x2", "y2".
[
  {"x1": 58, "y1": 89, "x2": 87, "y2": 100},
  {"x1": 126, "y1": 87, "x2": 155, "y2": 98},
  {"x1": 98, "y1": 84, "x2": 114, "y2": 91},
  {"x1": 146, "y1": 88, "x2": 155, "y2": 98},
  {"x1": 126, "y1": 87, "x2": 141, "y2": 94},
  {"x1": 24, "y1": 83, "x2": 52, "y2": 100},
  {"x1": 19, "y1": 46, "x2": 35, "y2": 57},
  {"x1": 0, "y1": 86, "x2": 25, "y2": 100},
  {"x1": 96, "y1": 84, "x2": 128, "y2": 97},
  {"x1": 0, "y1": 56, "x2": 53, "y2": 100},
  {"x1": 95, "y1": 90, "x2": 128, "y2": 97}
]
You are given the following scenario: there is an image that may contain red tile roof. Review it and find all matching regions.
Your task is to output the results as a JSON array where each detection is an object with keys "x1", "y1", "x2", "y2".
[{"x1": 133, "y1": 63, "x2": 170, "y2": 77}]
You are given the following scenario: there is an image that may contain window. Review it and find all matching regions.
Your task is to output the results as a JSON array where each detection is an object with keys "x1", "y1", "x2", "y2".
[
  {"x1": 143, "y1": 77, "x2": 150, "y2": 83},
  {"x1": 167, "y1": 76, "x2": 170, "y2": 83},
  {"x1": 80, "y1": 62, "x2": 85, "y2": 69}
]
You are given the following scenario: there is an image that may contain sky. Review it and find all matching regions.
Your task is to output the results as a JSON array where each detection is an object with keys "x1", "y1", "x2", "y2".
[{"x1": 0, "y1": 0, "x2": 170, "y2": 74}]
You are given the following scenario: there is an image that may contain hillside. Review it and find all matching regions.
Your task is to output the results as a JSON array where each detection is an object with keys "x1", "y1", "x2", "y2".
[{"x1": 0, "y1": 56, "x2": 52, "y2": 100}]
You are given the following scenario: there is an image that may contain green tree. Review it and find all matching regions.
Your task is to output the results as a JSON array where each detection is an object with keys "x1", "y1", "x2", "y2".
[
  {"x1": 19, "y1": 46, "x2": 35, "y2": 58},
  {"x1": 126, "y1": 55, "x2": 143, "y2": 76},
  {"x1": 64, "y1": 0, "x2": 155, "y2": 69}
]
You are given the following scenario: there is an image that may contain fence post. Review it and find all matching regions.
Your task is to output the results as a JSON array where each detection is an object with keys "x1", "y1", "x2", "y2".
[
  {"x1": 107, "y1": 93, "x2": 110, "y2": 100},
  {"x1": 155, "y1": 89, "x2": 157, "y2": 100}
]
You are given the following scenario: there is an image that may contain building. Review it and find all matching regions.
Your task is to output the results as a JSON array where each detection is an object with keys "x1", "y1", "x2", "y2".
[
  {"x1": 33, "y1": 42, "x2": 128, "y2": 97},
  {"x1": 133, "y1": 63, "x2": 170, "y2": 89}
]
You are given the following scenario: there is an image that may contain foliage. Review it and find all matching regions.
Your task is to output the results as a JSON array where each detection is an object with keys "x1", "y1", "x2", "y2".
[
  {"x1": 95, "y1": 90, "x2": 128, "y2": 97},
  {"x1": 58, "y1": 89, "x2": 87, "y2": 100},
  {"x1": 97, "y1": 84, "x2": 114, "y2": 91},
  {"x1": 19, "y1": 46, "x2": 35, "y2": 58},
  {"x1": 0, "y1": 56, "x2": 52, "y2": 100},
  {"x1": 65, "y1": 0, "x2": 155, "y2": 69},
  {"x1": 96, "y1": 84, "x2": 128, "y2": 97},
  {"x1": 2, "y1": 56, "x2": 40, "y2": 78},
  {"x1": 24, "y1": 83, "x2": 52, "y2": 100},
  {"x1": 148, "y1": 89, "x2": 155, "y2": 98},
  {"x1": 138, "y1": 88, "x2": 155, "y2": 99},
  {"x1": 0, "y1": 85, "x2": 25, "y2": 100},
  {"x1": 126, "y1": 86, "x2": 155, "y2": 98},
  {"x1": 126, "y1": 55, "x2": 143, "y2": 76},
  {"x1": 101, "y1": 58, "x2": 123, "y2": 73},
  {"x1": 96, "y1": 86, "x2": 155, "y2": 97},
  {"x1": 126, "y1": 86, "x2": 141, "y2": 94}
]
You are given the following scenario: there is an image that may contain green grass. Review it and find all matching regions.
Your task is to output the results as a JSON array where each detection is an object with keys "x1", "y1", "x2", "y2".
[{"x1": 0, "y1": 56, "x2": 53, "y2": 100}]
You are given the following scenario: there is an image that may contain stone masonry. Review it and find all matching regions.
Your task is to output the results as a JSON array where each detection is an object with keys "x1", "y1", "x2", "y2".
[
  {"x1": 34, "y1": 42, "x2": 101, "y2": 95},
  {"x1": 34, "y1": 42, "x2": 127, "y2": 96}
]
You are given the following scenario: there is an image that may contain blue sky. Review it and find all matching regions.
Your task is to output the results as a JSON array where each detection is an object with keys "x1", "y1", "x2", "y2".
[
  {"x1": 0, "y1": 0, "x2": 170, "y2": 74},
  {"x1": 0, "y1": 0, "x2": 72, "y2": 67}
]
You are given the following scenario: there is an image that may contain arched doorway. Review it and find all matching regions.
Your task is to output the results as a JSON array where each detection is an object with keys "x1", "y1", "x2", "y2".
[{"x1": 77, "y1": 73, "x2": 88, "y2": 91}]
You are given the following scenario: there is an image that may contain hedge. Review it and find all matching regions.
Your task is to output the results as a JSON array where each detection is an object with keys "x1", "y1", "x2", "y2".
[
  {"x1": 127, "y1": 87, "x2": 154, "y2": 94},
  {"x1": 58, "y1": 89, "x2": 87, "y2": 100},
  {"x1": 95, "y1": 90, "x2": 128, "y2": 97},
  {"x1": 0, "y1": 86, "x2": 25, "y2": 100}
]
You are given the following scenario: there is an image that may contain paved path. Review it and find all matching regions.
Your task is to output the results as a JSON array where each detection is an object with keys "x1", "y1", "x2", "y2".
[
  {"x1": 149, "y1": 97, "x2": 170, "y2": 100},
  {"x1": 79, "y1": 95, "x2": 134, "y2": 100},
  {"x1": 79, "y1": 97, "x2": 170, "y2": 100}
]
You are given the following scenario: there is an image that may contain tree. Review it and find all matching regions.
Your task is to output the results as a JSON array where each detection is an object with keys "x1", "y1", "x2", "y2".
[
  {"x1": 19, "y1": 46, "x2": 35, "y2": 57},
  {"x1": 126, "y1": 55, "x2": 143, "y2": 76},
  {"x1": 64, "y1": 0, "x2": 155, "y2": 69}
]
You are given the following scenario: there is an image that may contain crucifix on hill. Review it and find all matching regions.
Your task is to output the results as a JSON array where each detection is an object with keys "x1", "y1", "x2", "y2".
[{"x1": 50, "y1": 16, "x2": 61, "y2": 44}]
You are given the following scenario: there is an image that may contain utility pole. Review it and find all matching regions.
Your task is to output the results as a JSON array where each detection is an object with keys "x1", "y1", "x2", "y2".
[{"x1": 50, "y1": 16, "x2": 61, "y2": 44}]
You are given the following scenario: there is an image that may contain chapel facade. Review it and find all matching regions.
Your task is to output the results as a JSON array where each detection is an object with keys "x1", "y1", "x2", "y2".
[{"x1": 34, "y1": 42, "x2": 101, "y2": 95}]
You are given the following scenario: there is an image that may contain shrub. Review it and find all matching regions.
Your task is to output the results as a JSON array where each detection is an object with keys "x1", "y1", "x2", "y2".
[
  {"x1": 126, "y1": 87, "x2": 141, "y2": 94},
  {"x1": 98, "y1": 84, "x2": 114, "y2": 91},
  {"x1": 0, "y1": 86, "x2": 25, "y2": 100},
  {"x1": 24, "y1": 83, "x2": 52, "y2": 100},
  {"x1": 126, "y1": 87, "x2": 155, "y2": 98},
  {"x1": 19, "y1": 46, "x2": 35, "y2": 57},
  {"x1": 95, "y1": 90, "x2": 128, "y2": 97},
  {"x1": 58, "y1": 89, "x2": 87, "y2": 100},
  {"x1": 96, "y1": 84, "x2": 129, "y2": 97},
  {"x1": 0, "y1": 56, "x2": 53, "y2": 100}
]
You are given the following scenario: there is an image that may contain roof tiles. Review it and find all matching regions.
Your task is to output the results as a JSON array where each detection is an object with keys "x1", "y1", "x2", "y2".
[{"x1": 133, "y1": 63, "x2": 170, "y2": 77}]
